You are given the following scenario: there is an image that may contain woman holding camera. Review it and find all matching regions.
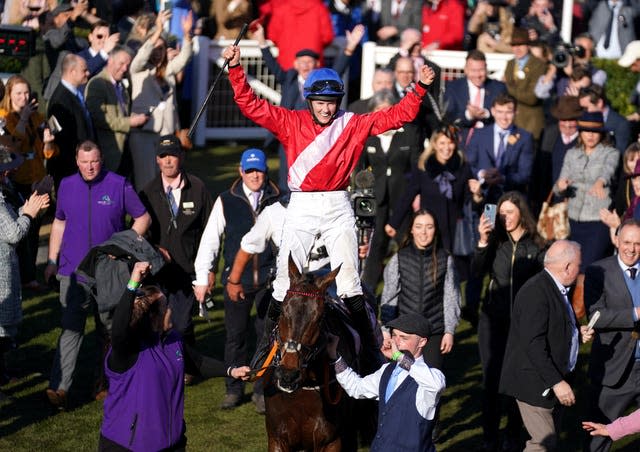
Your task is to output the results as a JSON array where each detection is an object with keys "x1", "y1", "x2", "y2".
[
  {"x1": 473, "y1": 191, "x2": 545, "y2": 452},
  {"x1": 0, "y1": 75, "x2": 57, "y2": 291},
  {"x1": 129, "y1": 10, "x2": 193, "y2": 191},
  {"x1": 554, "y1": 111, "x2": 618, "y2": 316}
]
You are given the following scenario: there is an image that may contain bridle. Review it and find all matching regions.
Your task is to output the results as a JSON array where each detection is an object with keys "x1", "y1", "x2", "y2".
[{"x1": 272, "y1": 288, "x2": 328, "y2": 392}]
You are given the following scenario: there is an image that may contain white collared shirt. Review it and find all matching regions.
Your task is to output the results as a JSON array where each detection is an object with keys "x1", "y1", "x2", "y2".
[{"x1": 335, "y1": 356, "x2": 445, "y2": 420}]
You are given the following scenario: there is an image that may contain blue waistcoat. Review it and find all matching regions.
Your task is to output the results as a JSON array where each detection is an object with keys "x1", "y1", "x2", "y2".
[{"x1": 372, "y1": 363, "x2": 435, "y2": 452}]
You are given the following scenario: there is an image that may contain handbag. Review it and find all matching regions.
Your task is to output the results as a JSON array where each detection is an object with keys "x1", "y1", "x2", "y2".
[
  {"x1": 537, "y1": 189, "x2": 570, "y2": 241},
  {"x1": 453, "y1": 201, "x2": 479, "y2": 256}
]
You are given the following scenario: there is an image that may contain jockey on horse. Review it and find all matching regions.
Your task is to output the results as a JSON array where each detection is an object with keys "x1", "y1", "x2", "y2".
[{"x1": 221, "y1": 43, "x2": 436, "y2": 372}]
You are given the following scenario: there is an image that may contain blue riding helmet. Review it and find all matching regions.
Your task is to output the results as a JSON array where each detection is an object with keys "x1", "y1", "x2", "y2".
[{"x1": 303, "y1": 68, "x2": 345, "y2": 100}]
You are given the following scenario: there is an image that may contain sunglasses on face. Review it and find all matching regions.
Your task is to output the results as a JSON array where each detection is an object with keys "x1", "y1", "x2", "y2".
[{"x1": 307, "y1": 79, "x2": 343, "y2": 93}]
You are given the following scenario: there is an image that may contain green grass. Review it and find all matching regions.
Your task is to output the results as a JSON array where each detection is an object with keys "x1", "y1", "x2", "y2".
[{"x1": 0, "y1": 143, "x2": 639, "y2": 450}]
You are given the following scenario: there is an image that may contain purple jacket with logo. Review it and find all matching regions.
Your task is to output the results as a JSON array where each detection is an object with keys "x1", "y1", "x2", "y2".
[
  {"x1": 101, "y1": 330, "x2": 185, "y2": 450},
  {"x1": 55, "y1": 170, "x2": 146, "y2": 277}
]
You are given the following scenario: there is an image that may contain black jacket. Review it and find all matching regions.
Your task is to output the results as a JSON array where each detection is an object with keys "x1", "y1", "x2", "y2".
[
  {"x1": 390, "y1": 153, "x2": 474, "y2": 253},
  {"x1": 139, "y1": 172, "x2": 213, "y2": 290},
  {"x1": 500, "y1": 270, "x2": 578, "y2": 408},
  {"x1": 472, "y1": 232, "x2": 544, "y2": 319}
]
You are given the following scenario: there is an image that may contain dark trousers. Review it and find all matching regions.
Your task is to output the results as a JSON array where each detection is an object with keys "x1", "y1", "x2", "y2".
[
  {"x1": 223, "y1": 286, "x2": 270, "y2": 396},
  {"x1": 422, "y1": 333, "x2": 444, "y2": 370},
  {"x1": 569, "y1": 220, "x2": 612, "y2": 273},
  {"x1": 361, "y1": 204, "x2": 391, "y2": 291},
  {"x1": 585, "y1": 360, "x2": 640, "y2": 452},
  {"x1": 478, "y1": 312, "x2": 523, "y2": 443},
  {"x1": 361, "y1": 202, "x2": 409, "y2": 291}
]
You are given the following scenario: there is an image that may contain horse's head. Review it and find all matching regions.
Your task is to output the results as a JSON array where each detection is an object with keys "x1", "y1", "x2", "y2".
[{"x1": 274, "y1": 256, "x2": 339, "y2": 393}]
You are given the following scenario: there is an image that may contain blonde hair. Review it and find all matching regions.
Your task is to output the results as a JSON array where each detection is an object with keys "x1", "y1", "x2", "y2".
[{"x1": 417, "y1": 126, "x2": 463, "y2": 171}]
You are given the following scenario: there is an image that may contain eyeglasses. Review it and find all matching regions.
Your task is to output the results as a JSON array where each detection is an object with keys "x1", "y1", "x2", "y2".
[{"x1": 306, "y1": 79, "x2": 343, "y2": 94}]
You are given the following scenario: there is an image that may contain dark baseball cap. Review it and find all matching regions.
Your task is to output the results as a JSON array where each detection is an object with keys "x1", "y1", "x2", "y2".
[{"x1": 156, "y1": 135, "x2": 183, "y2": 157}]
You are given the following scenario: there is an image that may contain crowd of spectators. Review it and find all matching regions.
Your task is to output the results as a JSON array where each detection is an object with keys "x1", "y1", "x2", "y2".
[{"x1": 2, "y1": 0, "x2": 640, "y2": 450}]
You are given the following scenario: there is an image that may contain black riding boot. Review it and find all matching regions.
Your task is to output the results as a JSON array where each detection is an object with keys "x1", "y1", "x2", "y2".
[
  {"x1": 343, "y1": 294, "x2": 383, "y2": 372},
  {"x1": 250, "y1": 297, "x2": 282, "y2": 371}
]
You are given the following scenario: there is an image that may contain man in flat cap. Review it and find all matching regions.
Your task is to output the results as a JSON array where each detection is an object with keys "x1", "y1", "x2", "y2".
[{"x1": 327, "y1": 313, "x2": 446, "y2": 452}]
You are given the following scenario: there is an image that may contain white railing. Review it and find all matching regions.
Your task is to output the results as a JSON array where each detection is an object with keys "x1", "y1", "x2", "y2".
[{"x1": 190, "y1": 38, "x2": 512, "y2": 146}]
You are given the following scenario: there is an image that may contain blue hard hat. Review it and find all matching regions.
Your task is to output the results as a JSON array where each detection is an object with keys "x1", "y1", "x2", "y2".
[{"x1": 303, "y1": 68, "x2": 345, "y2": 99}]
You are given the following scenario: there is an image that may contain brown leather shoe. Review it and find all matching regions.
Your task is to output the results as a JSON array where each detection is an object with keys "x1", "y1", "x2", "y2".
[
  {"x1": 94, "y1": 389, "x2": 108, "y2": 401},
  {"x1": 183, "y1": 374, "x2": 194, "y2": 386},
  {"x1": 46, "y1": 388, "x2": 67, "y2": 409},
  {"x1": 220, "y1": 393, "x2": 241, "y2": 410}
]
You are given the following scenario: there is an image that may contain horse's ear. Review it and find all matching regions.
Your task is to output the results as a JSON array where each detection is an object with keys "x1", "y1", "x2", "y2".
[
  {"x1": 288, "y1": 253, "x2": 302, "y2": 282},
  {"x1": 315, "y1": 264, "x2": 340, "y2": 294}
]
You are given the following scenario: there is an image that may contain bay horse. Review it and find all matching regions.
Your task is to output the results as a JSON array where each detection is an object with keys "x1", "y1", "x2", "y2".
[{"x1": 263, "y1": 258, "x2": 361, "y2": 452}]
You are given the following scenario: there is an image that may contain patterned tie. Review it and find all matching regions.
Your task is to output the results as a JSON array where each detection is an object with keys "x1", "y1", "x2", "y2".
[
  {"x1": 384, "y1": 365, "x2": 403, "y2": 402},
  {"x1": 496, "y1": 131, "x2": 508, "y2": 168},
  {"x1": 167, "y1": 186, "x2": 178, "y2": 217}
]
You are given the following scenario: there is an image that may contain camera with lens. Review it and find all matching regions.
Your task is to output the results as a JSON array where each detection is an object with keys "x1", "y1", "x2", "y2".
[
  {"x1": 351, "y1": 170, "x2": 376, "y2": 229},
  {"x1": 552, "y1": 43, "x2": 586, "y2": 68},
  {"x1": 353, "y1": 192, "x2": 376, "y2": 227}
]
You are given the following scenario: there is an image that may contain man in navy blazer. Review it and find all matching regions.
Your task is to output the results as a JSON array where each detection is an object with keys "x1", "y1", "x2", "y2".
[
  {"x1": 465, "y1": 93, "x2": 534, "y2": 203},
  {"x1": 443, "y1": 50, "x2": 507, "y2": 148},
  {"x1": 76, "y1": 20, "x2": 120, "y2": 78}
]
